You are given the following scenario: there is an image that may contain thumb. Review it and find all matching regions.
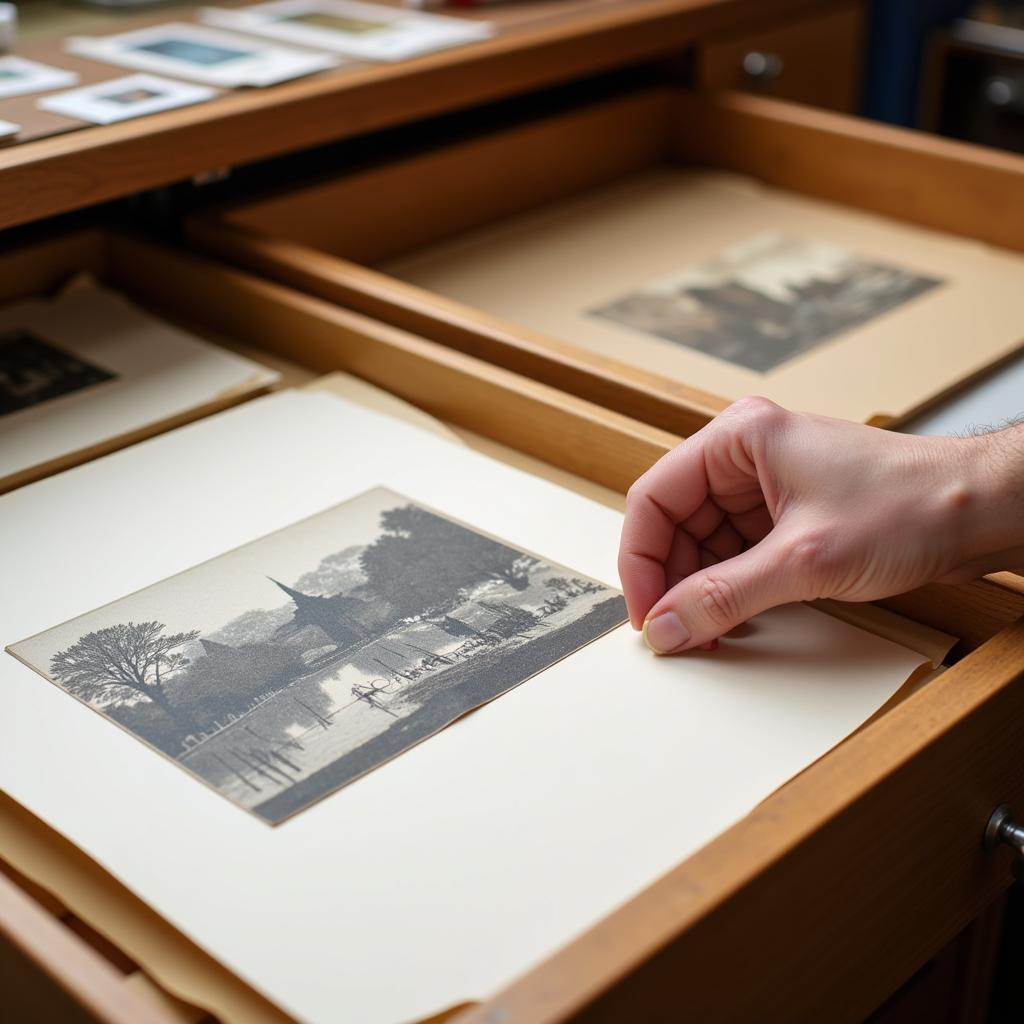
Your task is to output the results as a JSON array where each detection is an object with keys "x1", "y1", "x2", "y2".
[{"x1": 642, "y1": 534, "x2": 810, "y2": 654}]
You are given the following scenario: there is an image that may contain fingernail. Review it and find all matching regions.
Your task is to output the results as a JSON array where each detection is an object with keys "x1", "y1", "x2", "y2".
[{"x1": 642, "y1": 611, "x2": 691, "y2": 654}]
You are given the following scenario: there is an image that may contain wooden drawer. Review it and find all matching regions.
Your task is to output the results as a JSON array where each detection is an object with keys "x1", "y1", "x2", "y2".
[
  {"x1": 2, "y1": 229, "x2": 1024, "y2": 1024},
  {"x1": 695, "y1": 0, "x2": 865, "y2": 112},
  {"x1": 189, "y1": 85, "x2": 1024, "y2": 437},
  {"x1": 0, "y1": 0, "x2": 855, "y2": 233}
]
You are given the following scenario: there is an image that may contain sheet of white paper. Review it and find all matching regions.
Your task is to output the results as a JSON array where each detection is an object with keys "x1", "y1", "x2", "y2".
[
  {"x1": 201, "y1": 0, "x2": 493, "y2": 62},
  {"x1": 0, "y1": 283, "x2": 278, "y2": 482},
  {"x1": 0, "y1": 390, "x2": 928, "y2": 1024},
  {"x1": 0, "y1": 56, "x2": 79, "y2": 99},
  {"x1": 38, "y1": 73, "x2": 215, "y2": 125},
  {"x1": 0, "y1": 118, "x2": 19, "y2": 138},
  {"x1": 67, "y1": 23, "x2": 339, "y2": 87}
]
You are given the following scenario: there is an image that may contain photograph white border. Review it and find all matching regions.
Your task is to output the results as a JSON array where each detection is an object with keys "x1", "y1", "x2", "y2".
[
  {"x1": 0, "y1": 55, "x2": 79, "y2": 99},
  {"x1": 39, "y1": 73, "x2": 216, "y2": 125},
  {"x1": 66, "y1": 21, "x2": 339, "y2": 87},
  {"x1": 201, "y1": 0, "x2": 493, "y2": 62}
]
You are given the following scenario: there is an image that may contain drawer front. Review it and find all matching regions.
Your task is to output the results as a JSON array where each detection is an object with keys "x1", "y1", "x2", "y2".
[{"x1": 696, "y1": 1, "x2": 865, "y2": 112}]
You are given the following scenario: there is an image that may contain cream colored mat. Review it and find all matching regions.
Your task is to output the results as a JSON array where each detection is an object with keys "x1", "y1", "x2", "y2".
[{"x1": 383, "y1": 169, "x2": 1024, "y2": 424}]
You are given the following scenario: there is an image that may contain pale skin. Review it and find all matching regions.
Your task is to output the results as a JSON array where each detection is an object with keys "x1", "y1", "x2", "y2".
[{"x1": 618, "y1": 396, "x2": 1024, "y2": 655}]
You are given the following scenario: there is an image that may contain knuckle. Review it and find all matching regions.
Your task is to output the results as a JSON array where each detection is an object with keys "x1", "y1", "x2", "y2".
[
  {"x1": 723, "y1": 396, "x2": 787, "y2": 440},
  {"x1": 727, "y1": 395, "x2": 781, "y2": 423},
  {"x1": 781, "y1": 529, "x2": 837, "y2": 579},
  {"x1": 697, "y1": 574, "x2": 741, "y2": 628}
]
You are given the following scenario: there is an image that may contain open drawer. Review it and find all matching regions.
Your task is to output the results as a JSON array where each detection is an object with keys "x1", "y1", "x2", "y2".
[
  {"x1": 2, "y1": 229, "x2": 1024, "y2": 1024},
  {"x1": 190, "y1": 86, "x2": 1024, "y2": 436}
]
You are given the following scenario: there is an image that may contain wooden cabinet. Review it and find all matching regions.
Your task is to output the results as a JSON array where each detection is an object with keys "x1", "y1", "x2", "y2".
[
  {"x1": 696, "y1": 0, "x2": 865, "y2": 112},
  {"x1": 0, "y1": 227, "x2": 1023, "y2": 1024},
  {"x1": 0, "y1": 0, "x2": 856, "y2": 232},
  {"x1": 0, "y1": 3, "x2": 1020, "y2": 1022}
]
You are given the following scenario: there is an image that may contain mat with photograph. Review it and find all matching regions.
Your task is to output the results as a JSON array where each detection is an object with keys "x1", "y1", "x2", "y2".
[
  {"x1": 590, "y1": 232, "x2": 943, "y2": 373},
  {"x1": 0, "y1": 55, "x2": 78, "y2": 99},
  {"x1": 0, "y1": 329, "x2": 116, "y2": 416},
  {"x1": 67, "y1": 22, "x2": 338, "y2": 87},
  {"x1": 39, "y1": 74, "x2": 215, "y2": 125},
  {"x1": 201, "y1": 0, "x2": 493, "y2": 62},
  {"x1": 8, "y1": 488, "x2": 625, "y2": 824}
]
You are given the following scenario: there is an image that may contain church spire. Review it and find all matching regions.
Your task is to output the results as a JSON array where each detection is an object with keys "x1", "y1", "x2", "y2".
[
  {"x1": 268, "y1": 577, "x2": 319, "y2": 605},
  {"x1": 269, "y1": 577, "x2": 368, "y2": 647}
]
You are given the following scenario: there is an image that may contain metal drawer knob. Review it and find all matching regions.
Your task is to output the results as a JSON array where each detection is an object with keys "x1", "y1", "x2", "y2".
[
  {"x1": 985, "y1": 804, "x2": 1024, "y2": 880},
  {"x1": 983, "y1": 75, "x2": 1024, "y2": 114},
  {"x1": 742, "y1": 51, "x2": 784, "y2": 82}
]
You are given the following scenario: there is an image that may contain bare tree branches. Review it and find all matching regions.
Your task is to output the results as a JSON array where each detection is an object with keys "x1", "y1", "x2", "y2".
[{"x1": 50, "y1": 621, "x2": 199, "y2": 712}]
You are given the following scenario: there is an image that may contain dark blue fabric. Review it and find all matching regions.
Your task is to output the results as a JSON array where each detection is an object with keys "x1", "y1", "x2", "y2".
[{"x1": 863, "y1": 0, "x2": 972, "y2": 124}]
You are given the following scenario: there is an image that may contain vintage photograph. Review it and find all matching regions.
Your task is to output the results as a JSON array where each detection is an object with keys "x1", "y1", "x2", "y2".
[
  {"x1": 283, "y1": 12, "x2": 387, "y2": 33},
  {"x1": 201, "y1": 0, "x2": 493, "y2": 62},
  {"x1": 0, "y1": 328, "x2": 116, "y2": 417},
  {"x1": 8, "y1": 488, "x2": 625, "y2": 824},
  {"x1": 67, "y1": 23, "x2": 337, "y2": 88},
  {"x1": 131, "y1": 38, "x2": 253, "y2": 66},
  {"x1": 590, "y1": 232, "x2": 943, "y2": 373},
  {"x1": 40, "y1": 73, "x2": 216, "y2": 124},
  {"x1": 103, "y1": 87, "x2": 165, "y2": 105},
  {"x1": 0, "y1": 56, "x2": 78, "y2": 99}
]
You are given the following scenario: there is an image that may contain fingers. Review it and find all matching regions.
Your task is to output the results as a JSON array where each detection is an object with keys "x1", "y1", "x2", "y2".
[
  {"x1": 641, "y1": 532, "x2": 811, "y2": 654},
  {"x1": 618, "y1": 432, "x2": 713, "y2": 628},
  {"x1": 619, "y1": 397, "x2": 781, "y2": 628}
]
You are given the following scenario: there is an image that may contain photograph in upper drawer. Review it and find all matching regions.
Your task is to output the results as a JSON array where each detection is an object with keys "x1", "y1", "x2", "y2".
[
  {"x1": 0, "y1": 280, "x2": 279, "y2": 492},
  {"x1": 0, "y1": 329, "x2": 116, "y2": 415},
  {"x1": 201, "y1": 0, "x2": 494, "y2": 61},
  {"x1": 378, "y1": 169, "x2": 1024, "y2": 422},
  {"x1": 8, "y1": 486, "x2": 625, "y2": 824},
  {"x1": 590, "y1": 232, "x2": 943, "y2": 373}
]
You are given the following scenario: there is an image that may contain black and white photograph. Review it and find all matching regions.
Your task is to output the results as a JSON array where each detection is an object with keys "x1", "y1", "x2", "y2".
[
  {"x1": 0, "y1": 328, "x2": 116, "y2": 416},
  {"x1": 0, "y1": 282, "x2": 279, "y2": 490},
  {"x1": 589, "y1": 232, "x2": 943, "y2": 373},
  {"x1": 8, "y1": 487, "x2": 625, "y2": 824}
]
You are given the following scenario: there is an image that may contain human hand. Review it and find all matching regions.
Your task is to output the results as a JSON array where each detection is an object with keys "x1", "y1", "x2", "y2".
[{"x1": 618, "y1": 397, "x2": 1024, "y2": 654}]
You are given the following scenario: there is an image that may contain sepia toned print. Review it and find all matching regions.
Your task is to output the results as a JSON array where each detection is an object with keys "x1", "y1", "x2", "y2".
[
  {"x1": 590, "y1": 232, "x2": 943, "y2": 373},
  {"x1": 8, "y1": 488, "x2": 625, "y2": 824},
  {"x1": 0, "y1": 329, "x2": 116, "y2": 416}
]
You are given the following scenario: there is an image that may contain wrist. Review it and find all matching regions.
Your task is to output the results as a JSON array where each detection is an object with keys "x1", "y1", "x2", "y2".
[{"x1": 941, "y1": 426, "x2": 1024, "y2": 573}]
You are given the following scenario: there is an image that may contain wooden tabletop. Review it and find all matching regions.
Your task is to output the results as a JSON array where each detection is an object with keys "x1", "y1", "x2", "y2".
[{"x1": 0, "y1": 0, "x2": 834, "y2": 232}]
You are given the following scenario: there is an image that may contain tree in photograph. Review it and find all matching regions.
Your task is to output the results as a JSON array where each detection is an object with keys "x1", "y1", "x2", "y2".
[
  {"x1": 169, "y1": 639, "x2": 303, "y2": 730},
  {"x1": 491, "y1": 556, "x2": 540, "y2": 592},
  {"x1": 50, "y1": 621, "x2": 200, "y2": 730},
  {"x1": 361, "y1": 504, "x2": 526, "y2": 617}
]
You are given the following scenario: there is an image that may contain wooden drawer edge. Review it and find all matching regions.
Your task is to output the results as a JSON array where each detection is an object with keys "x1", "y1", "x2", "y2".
[
  {"x1": 674, "y1": 89, "x2": 1024, "y2": 255},
  {"x1": 105, "y1": 232, "x2": 681, "y2": 495},
  {"x1": 186, "y1": 219, "x2": 729, "y2": 438},
  {"x1": 0, "y1": 871, "x2": 166, "y2": 1024}
]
